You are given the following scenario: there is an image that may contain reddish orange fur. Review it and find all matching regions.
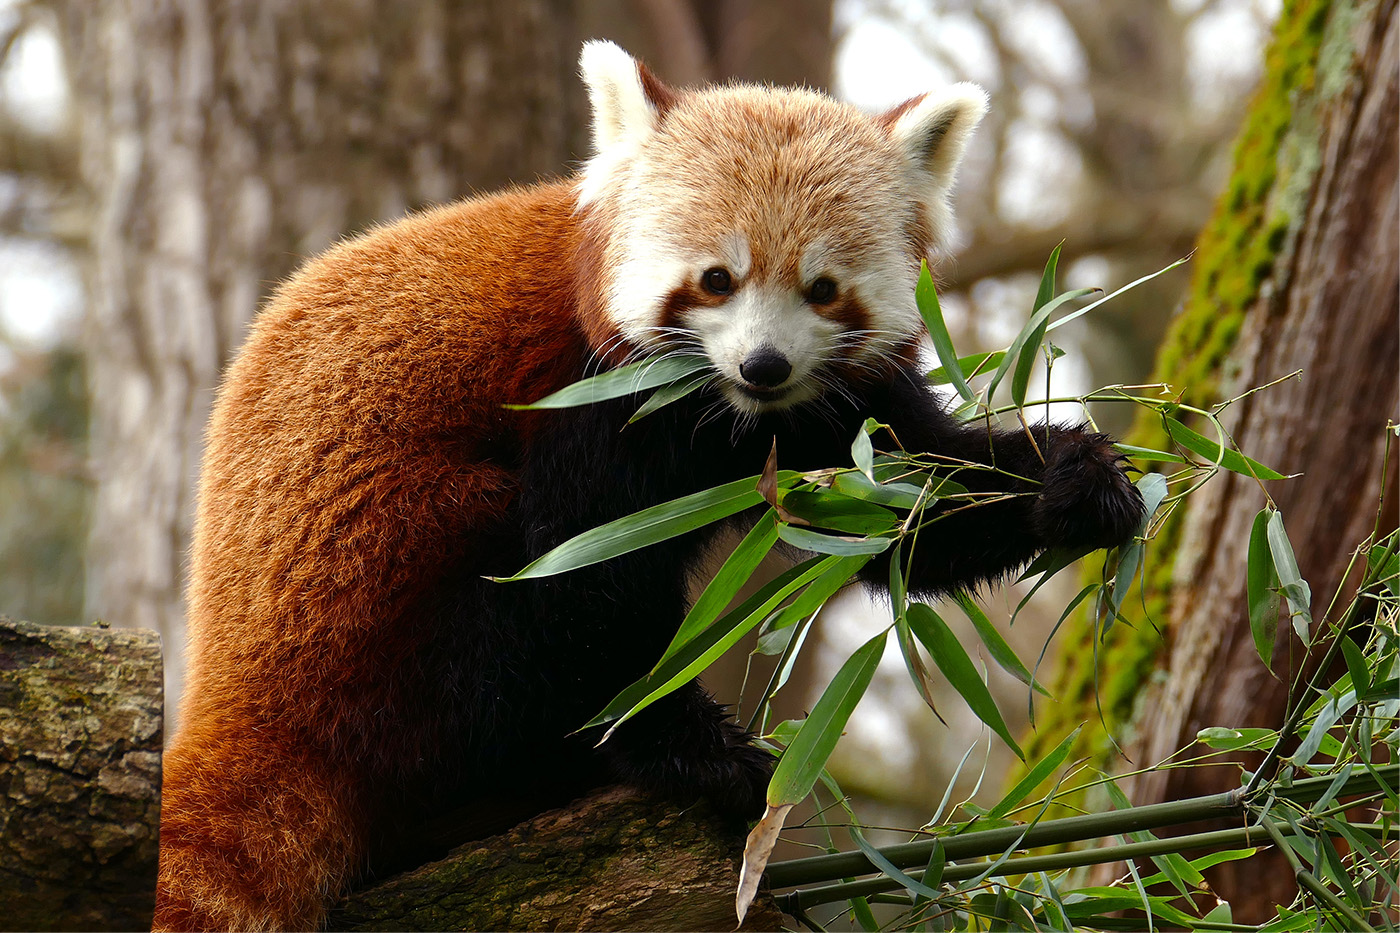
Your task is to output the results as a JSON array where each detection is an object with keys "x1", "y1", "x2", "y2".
[{"x1": 155, "y1": 183, "x2": 596, "y2": 931}]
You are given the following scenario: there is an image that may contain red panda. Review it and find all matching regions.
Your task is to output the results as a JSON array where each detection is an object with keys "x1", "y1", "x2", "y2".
[{"x1": 154, "y1": 41, "x2": 1142, "y2": 930}]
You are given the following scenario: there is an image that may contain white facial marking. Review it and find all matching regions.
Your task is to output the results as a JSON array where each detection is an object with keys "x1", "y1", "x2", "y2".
[
  {"x1": 687, "y1": 284, "x2": 842, "y2": 414},
  {"x1": 718, "y1": 232, "x2": 752, "y2": 279}
]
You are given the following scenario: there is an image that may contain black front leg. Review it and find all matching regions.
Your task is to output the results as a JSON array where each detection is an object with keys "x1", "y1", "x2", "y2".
[{"x1": 864, "y1": 371, "x2": 1143, "y2": 596}]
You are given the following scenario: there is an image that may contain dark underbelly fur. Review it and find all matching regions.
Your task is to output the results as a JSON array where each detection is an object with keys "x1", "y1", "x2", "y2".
[{"x1": 372, "y1": 364, "x2": 1142, "y2": 870}]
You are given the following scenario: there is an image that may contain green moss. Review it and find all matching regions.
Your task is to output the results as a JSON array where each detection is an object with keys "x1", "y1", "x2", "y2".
[{"x1": 1023, "y1": 0, "x2": 1350, "y2": 783}]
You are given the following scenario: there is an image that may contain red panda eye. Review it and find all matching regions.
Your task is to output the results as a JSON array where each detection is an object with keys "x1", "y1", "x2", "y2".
[
  {"x1": 807, "y1": 278, "x2": 838, "y2": 305},
  {"x1": 702, "y1": 267, "x2": 732, "y2": 295}
]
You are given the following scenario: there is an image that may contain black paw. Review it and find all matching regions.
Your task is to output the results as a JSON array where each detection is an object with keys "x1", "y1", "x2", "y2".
[
  {"x1": 694, "y1": 727, "x2": 775, "y2": 821},
  {"x1": 1033, "y1": 428, "x2": 1143, "y2": 550},
  {"x1": 601, "y1": 688, "x2": 774, "y2": 823}
]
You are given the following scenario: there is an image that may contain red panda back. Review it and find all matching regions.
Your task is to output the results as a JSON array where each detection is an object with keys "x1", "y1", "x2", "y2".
[{"x1": 159, "y1": 181, "x2": 590, "y2": 930}]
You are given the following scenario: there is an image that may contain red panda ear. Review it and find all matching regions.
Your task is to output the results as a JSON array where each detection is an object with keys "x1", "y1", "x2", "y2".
[
  {"x1": 579, "y1": 41, "x2": 676, "y2": 155},
  {"x1": 880, "y1": 84, "x2": 988, "y2": 191}
]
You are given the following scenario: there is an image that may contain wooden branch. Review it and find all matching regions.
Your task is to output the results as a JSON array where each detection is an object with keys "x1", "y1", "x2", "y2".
[
  {"x1": 0, "y1": 617, "x2": 163, "y2": 932},
  {"x1": 333, "y1": 785, "x2": 785, "y2": 932}
]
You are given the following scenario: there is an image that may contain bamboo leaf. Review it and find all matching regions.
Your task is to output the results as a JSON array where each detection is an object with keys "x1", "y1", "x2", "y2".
[
  {"x1": 990, "y1": 287, "x2": 1097, "y2": 405},
  {"x1": 1197, "y1": 726, "x2": 1276, "y2": 751},
  {"x1": 494, "y1": 472, "x2": 796, "y2": 581},
  {"x1": 916, "y1": 261, "x2": 974, "y2": 402},
  {"x1": 1113, "y1": 443, "x2": 1189, "y2": 466},
  {"x1": 627, "y1": 370, "x2": 712, "y2": 422},
  {"x1": 907, "y1": 603, "x2": 1024, "y2": 758},
  {"x1": 777, "y1": 524, "x2": 894, "y2": 555},
  {"x1": 954, "y1": 592, "x2": 1047, "y2": 696},
  {"x1": 985, "y1": 725, "x2": 1081, "y2": 820},
  {"x1": 829, "y1": 471, "x2": 926, "y2": 510},
  {"x1": 849, "y1": 825, "x2": 942, "y2": 900},
  {"x1": 852, "y1": 418, "x2": 881, "y2": 482},
  {"x1": 766, "y1": 629, "x2": 888, "y2": 806},
  {"x1": 585, "y1": 557, "x2": 826, "y2": 732},
  {"x1": 737, "y1": 802, "x2": 793, "y2": 925},
  {"x1": 1247, "y1": 508, "x2": 1282, "y2": 670},
  {"x1": 505, "y1": 354, "x2": 710, "y2": 409},
  {"x1": 1291, "y1": 689, "x2": 1356, "y2": 766},
  {"x1": 1266, "y1": 510, "x2": 1312, "y2": 644},
  {"x1": 927, "y1": 350, "x2": 1005, "y2": 386},
  {"x1": 779, "y1": 489, "x2": 900, "y2": 536},
  {"x1": 654, "y1": 510, "x2": 779, "y2": 669},
  {"x1": 1165, "y1": 417, "x2": 1287, "y2": 480},
  {"x1": 1340, "y1": 636, "x2": 1371, "y2": 697},
  {"x1": 1045, "y1": 255, "x2": 1190, "y2": 335}
]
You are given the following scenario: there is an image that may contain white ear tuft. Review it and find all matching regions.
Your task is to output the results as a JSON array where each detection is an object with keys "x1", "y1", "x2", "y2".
[
  {"x1": 579, "y1": 40, "x2": 663, "y2": 155},
  {"x1": 886, "y1": 83, "x2": 988, "y2": 189}
]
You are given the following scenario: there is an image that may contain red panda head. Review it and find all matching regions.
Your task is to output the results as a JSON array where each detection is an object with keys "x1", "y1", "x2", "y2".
[{"x1": 576, "y1": 41, "x2": 986, "y2": 416}]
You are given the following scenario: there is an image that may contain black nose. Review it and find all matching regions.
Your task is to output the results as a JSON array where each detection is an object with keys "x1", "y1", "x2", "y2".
[{"x1": 739, "y1": 347, "x2": 792, "y2": 388}]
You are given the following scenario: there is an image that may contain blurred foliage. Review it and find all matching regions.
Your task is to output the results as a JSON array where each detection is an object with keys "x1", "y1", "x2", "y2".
[{"x1": 0, "y1": 340, "x2": 88, "y2": 624}]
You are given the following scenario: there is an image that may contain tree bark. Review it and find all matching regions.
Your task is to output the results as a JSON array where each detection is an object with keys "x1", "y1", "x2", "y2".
[
  {"x1": 0, "y1": 617, "x2": 163, "y2": 932},
  {"x1": 1108, "y1": 0, "x2": 1398, "y2": 918},
  {"x1": 49, "y1": 0, "x2": 584, "y2": 716},
  {"x1": 333, "y1": 786, "x2": 783, "y2": 932}
]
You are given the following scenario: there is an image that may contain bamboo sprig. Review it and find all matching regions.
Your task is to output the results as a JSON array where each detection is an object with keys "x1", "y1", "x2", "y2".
[{"x1": 765, "y1": 769, "x2": 1395, "y2": 891}]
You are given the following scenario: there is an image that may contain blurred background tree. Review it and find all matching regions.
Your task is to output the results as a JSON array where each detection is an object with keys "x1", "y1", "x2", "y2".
[{"x1": 0, "y1": 0, "x2": 1298, "y2": 859}]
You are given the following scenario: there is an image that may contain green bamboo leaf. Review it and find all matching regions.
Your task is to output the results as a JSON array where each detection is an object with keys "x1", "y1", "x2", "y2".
[
  {"x1": 1339, "y1": 634, "x2": 1371, "y2": 697},
  {"x1": 505, "y1": 354, "x2": 710, "y2": 410},
  {"x1": 1196, "y1": 726, "x2": 1276, "y2": 751},
  {"x1": 1103, "y1": 538, "x2": 1143, "y2": 631},
  {"x1": 1367, "y1": 539, "x2": 1400, "y2": 597},
  {"x1": 777, "y1": 524, "x2": 894, "y2": 555},
  {"x1": 916, "y1": 261, "x2": 974, "y2": 403},
  {"x1": 1010, "y1": 544, "x2": 1095, "y2": 626},
  {"x1": 829, "y1": 471, "x2": 926, "y2": 510},
  {"x1": 1113, "y1": 443, "x2": 1188, "y2": 466},
  {"x1": 851, "y1": 418, "x2": 881, "y2": 482},
  {"x1": 585, "y1": 557, "x2": 828, "y2": 733},
  {"x1": 1327, "y1": 817, "x2": 1400, "y2": 889},
  {"x1": 1136, "y1": 849, "x2": 1256, "y2": 889},
  {"x1": 757, "y1": 554, "x2": 871, "y2": 639},
  {"x1": 985, "y1": 724, "x2": 1081, "y2": 820},
  {"x1": 1045, "y1": 255, "x2": 1190, "y2": 335},
  {"x1": 779, "y1": 489, "x2": 899, "y2": 536},
  {"x1": 1247, "y1": 508, "x2": 1282, "y2": 670},
  {"x1": 895, "y1": 618, "x2": 939, "y2": 712},
  {"x1": 654, "y1": 510, "x2": 779, "y2": 669},
  {"x1": 888, "y1": 541, "x2": 907, "y2": 623},
  {"x1": 954, "y1": 592, "x2": 1047, "y2": 696},
  {"x1": 1165, "y1": 417, "x2": 1287, "y2": 480},
  {"x1": 494, "y1": 472, "x2": 797, "y2": 581},
  {"x1": 906, "y1": 602, "x2": 1024, "y2": 758},
  {"x1": 1135, "y1": 472, "x2": 1169, "y2": 523},
  {"x1": 1291, "y1": 688, "x2": 1356, "y2": 766},
  {"x1": 1266, "y1": 510, "x2": 1312, "y2": 644},
  {"x1": 1010, "y1": 245, "x2": 1068, "y2": 406},
  {"x1": 848, "y1": 825, "x2": 942, "y2": 901},
  {"x1": 627, "y1": 370, "x2": 712, "y2": 423},
  {"x1": 989, "y1": 286, "x2": 1095, "y2": 405},
  {"x1": 927, "y1": 350, "x2": 1005, "y2": 386},
  {"x1": 1101, "y1": 472, "x2": 1165, "y2": 633},
  {"x1": 767, "y1": 629, "x2": 888, "y2": 806}
]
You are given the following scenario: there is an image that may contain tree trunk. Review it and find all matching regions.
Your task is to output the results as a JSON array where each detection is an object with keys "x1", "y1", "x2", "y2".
[
  {"x1": 0, "y1": 618, "x2": 162, "y2": 932},
  {"x1": 1105, "y1": 0, "x2": 1398, "y2": 918},
  {"x1": 50, "y1": 0, "x2": 584, "y2": 715}
]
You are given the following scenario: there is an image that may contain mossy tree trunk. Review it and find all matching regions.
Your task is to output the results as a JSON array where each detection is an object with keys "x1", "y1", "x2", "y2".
[{"x1": 1039, "y1": 0, "x2": 1397, "y2": 919}]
